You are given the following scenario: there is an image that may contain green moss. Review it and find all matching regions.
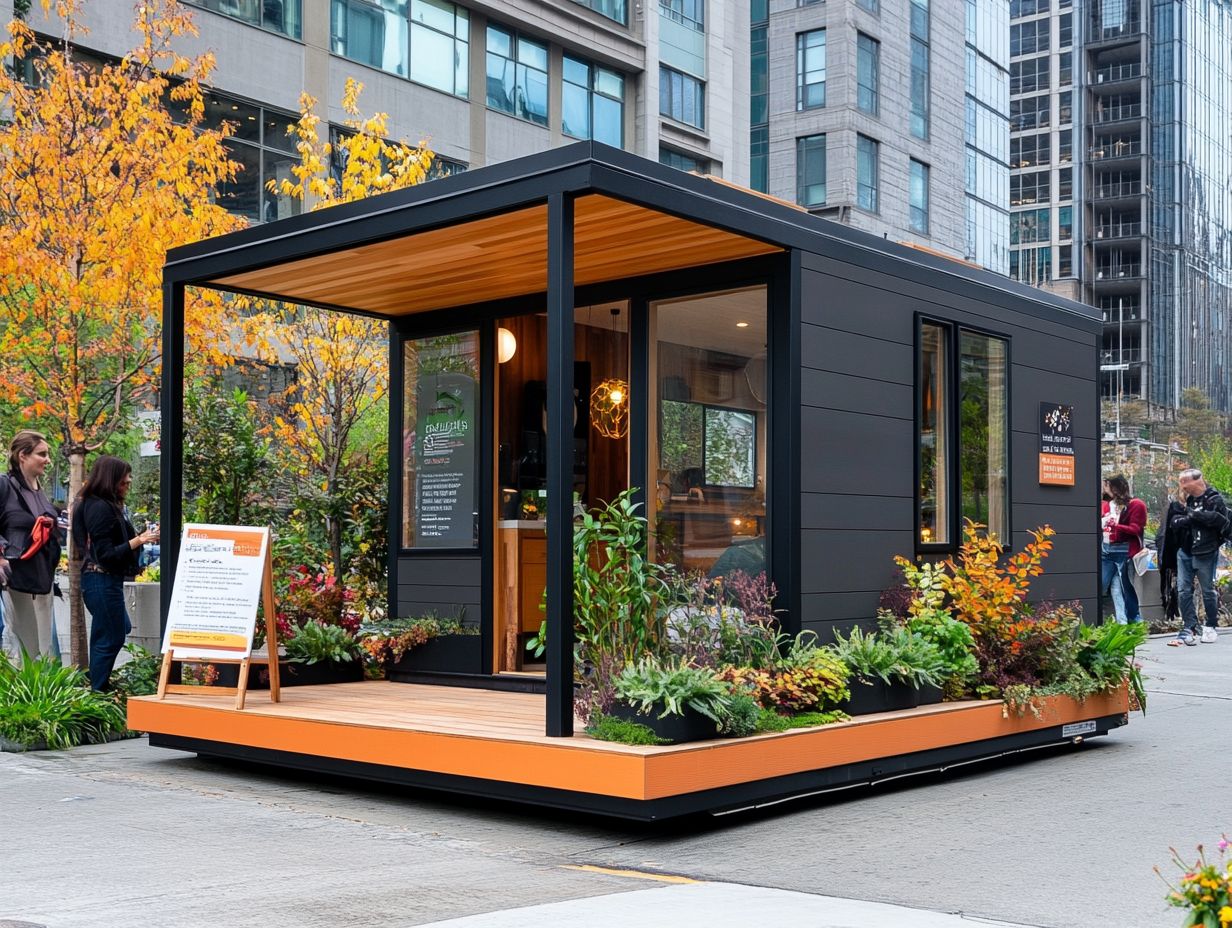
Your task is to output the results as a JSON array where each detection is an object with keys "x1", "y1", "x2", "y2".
[
  {"x1": 755, "y1": 708, "x2": 849, "y2": 733},
  {"x1": 586, "y1": 713, "x2": 671, "y2": 746}
]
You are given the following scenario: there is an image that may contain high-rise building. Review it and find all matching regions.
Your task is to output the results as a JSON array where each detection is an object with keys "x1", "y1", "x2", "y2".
[
  {"x1": 751, "y1": 0, "x2": 1009, "y2": 269},
  {"x1": 1008, "y1": 0, "x2": 1078, "y2": 297},
  {"x1": 8, "y1": 0, "x2": 751, "y2": 222},
  {"x1": 1010, "y1": 0, "x2": 1232, "y2": 412}
]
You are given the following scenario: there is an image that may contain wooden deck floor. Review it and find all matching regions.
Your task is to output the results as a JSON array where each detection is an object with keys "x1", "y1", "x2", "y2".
[{"x1": 128, "y1": 682, "x2": 1129, "y2": 817}]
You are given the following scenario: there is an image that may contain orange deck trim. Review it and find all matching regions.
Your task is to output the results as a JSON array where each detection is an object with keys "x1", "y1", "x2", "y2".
[{"x1": 128, "y1": 684, "x2": 1128, "y2": 802}]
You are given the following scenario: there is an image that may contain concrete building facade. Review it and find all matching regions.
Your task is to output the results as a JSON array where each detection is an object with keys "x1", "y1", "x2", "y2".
[{"x1": 9, "y1": 0, "x2": 751, "y2": 221}]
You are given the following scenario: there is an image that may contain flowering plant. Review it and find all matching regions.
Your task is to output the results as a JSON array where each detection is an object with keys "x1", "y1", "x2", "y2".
[
  {"x1": 1158, "y1": 837, "x2": 1232, "y2": 927},
  {"x1": 277, "y1": 565, "x2": 360, "y2": 639},
  {"x1": 357, "y1": 614, "x2": 476, "y2": 666}
]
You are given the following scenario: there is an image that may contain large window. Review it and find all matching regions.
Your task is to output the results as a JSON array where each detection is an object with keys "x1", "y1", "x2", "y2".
[
  {"x1": 411, "y1": 0, "x2": 469, "y2": 97},
  {"x1": 1011, "y1": 206, "x2": 1049, "y2": 244},
  {"x1": 563, "y1": 56, "x2": 624, "y2": 146},
  {"x1": 910, "y1": 0, "x2": 930, "y2": 138},
  {"x1": 402, "y1": 331, "x2": 481, "y2": 549},
  {"x1": 196, "y1": 93, "x2": 302, "y2": 224},
  {"x1": 959, "y1": 332, "x2": 1008, "y2": 543},
  {"x1": 191, "y1": 0, "x2": 302, "y2": 39},
  {"x1": 918, "y1": 323, "x2": 1008, "y2": 547},
  {"x1": 796, "y1": 30, "x2": 826, "y2": 110},
  {"x1": 857, "y1": 33, "x2": 880, "y2": 115},
  {"x1": 796, "y1": 134, "x2": 826, "y2": 207},
  {"x1": 652, "y1": 288, "x2": 767, "y2": 576},
  {"x1": 909, "y1": 159, "x2": 930, "y2": 233},
  {"x1": 1010, "y1": 55, "x2": 1049, "y2": 94},
  {"x1": 577, "y1": 0, "x2": 627, "y2": 23},
  {"x1": 660, "y1": 66, "x2": 705, "y2": 129},
  {"x1": 331, "y1": 0, "x2": 410, "y2": 77},
  {"x1": 919, "y1": 322, "x2": 949, "y2": 545},
  {"x1": 660, "y1": 0, "x2": 702, "y2": 29},
  {"x1": 486, "y1": 26, "x2": 548, "y2": 126},
  {"x1": 857, "y1": 134, "x2": 879, "y2": 212},
  {"x1": 661, "y1": 147, "x2": 709, "y2": 173}
]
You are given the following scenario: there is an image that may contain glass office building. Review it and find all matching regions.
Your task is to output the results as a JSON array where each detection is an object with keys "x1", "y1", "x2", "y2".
[{"x1": 965, "y1": 0, "x2": 1012, "y2": 274}]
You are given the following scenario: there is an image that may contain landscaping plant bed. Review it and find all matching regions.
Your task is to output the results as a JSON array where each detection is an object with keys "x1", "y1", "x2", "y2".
[
  {"x1": 388, "y1": 634, "x2": 484, "y2": 679},
  {"x1": 841, "y1": 676, "x2": 920, "y2": 716},
  {"x1": 606, "y1": 701, "x2": 721, "y2": 744}
]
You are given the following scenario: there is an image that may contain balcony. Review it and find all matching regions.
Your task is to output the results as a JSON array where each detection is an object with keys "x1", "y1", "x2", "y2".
[
  {"x1": 1092, "y1": 181, "x2": 1142, "y2": 202},
  {"x1": 1087, "y1": 18, "x2": 1142, "y2": 44},
  {"x1": 1095, "y1": 263, "x2": 1142, "y2": 279},
  {"x1": 1094, "y1": 221, "x2": 1143, "y2": 240},
  {"x1": 1091, "y1": 62, "x2": 1143, "y2": 85},
  {"x1": 1089, "y1": 141, "x2": 1143, "y2": 162},
  {"x1": 1092, "y1": 103, "x2": 1143, "y2": 125}
]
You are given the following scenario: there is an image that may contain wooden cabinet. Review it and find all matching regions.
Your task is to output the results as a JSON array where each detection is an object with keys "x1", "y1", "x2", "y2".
[{"x1": 497, "y1": 522, "x2": 548, "y2": 671}]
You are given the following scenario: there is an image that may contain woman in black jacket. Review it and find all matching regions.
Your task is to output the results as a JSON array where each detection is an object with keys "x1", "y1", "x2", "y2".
[
  {"x1": 72, "y1": 455, "x2": 159, "y2": 690},
  {"x1": 0, "y1": 430, "x2": 62, "y2": 658}
]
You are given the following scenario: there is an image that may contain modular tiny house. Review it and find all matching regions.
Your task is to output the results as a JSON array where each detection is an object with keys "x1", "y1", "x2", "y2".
[{"x1": 136, "y1": 144, "x2": 1118, "y2": 819}]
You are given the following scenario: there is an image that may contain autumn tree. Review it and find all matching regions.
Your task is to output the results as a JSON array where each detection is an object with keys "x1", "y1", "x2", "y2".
[
  {"x1": 0, "y1": 0, "x2": 245, "y2": 664},
  {"x1": 245, "y1": 80, "x2": 434, "y2": 581}
]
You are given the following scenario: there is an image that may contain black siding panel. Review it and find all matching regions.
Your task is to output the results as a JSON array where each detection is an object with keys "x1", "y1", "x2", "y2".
[
  {"x1": 802, "y1": 493, "x2": 914, "y2": 531},
  {"x1": 398, "y1": 557, "x2": 483, "y2": 587},
  {"x1": 801, "y1": 369, "x2": 913, "y2": 420},
  {"x1": 800, "y1": 406, "x2": 914, "y2": 496},
  {"x1": 799, "y1": 530, "x2": 914, "y2": 594},
  {"x1": 801, "y1": 325, "x2": 914, "y2": 384}
]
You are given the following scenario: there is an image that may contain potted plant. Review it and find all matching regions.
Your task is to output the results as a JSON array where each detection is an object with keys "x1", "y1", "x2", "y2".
[
  {"x1": 360, "y1": 614, "x2": 482, "y2": 678},
  {"x1": 832, "y1": 626, "x2": 943, "y2": 715},
  {"x1": 607, "y1": 657, "x2": 731, "y2": 744},
  {"x1": 271, "y1": 621, "x2": 364, "y2": 687}
]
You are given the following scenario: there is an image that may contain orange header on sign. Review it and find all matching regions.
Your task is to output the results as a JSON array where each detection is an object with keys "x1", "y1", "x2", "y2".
[
  {"x1": 185, "y1": 526, "x2": 265, "y2": 557},
  {"x1": 1039, "y1": 452, "x2": 1076, "y2": 486}
]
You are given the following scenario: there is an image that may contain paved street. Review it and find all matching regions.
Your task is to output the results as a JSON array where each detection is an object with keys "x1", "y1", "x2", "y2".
[{"x1": 1, "y1": 633, "x2": 1228, "y2": 928}]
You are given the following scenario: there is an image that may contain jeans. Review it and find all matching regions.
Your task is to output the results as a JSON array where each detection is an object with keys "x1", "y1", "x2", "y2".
[
  {"x1": 1177, "y1": 549, "x2": 1219, "y2": 636},
  {"x1": 1100, "y1": 542, "x2": 1140, "y2": 624},
  {"x1": 83, "y1": 572, "x2": 130, "y2": 690}
]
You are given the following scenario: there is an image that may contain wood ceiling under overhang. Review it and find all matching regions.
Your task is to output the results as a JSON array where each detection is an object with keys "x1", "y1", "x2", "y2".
[{"x1": 209, "y1": 193, "x2": 784, "y2": 316}]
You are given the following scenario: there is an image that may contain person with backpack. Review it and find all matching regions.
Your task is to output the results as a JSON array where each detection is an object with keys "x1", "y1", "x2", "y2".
[
  {"x1": 0, "y1": 430, "x2": 62, "y2": 659},
  {"x1": 1165, "y1": 467, "x2": 1229, "y2": 646}
]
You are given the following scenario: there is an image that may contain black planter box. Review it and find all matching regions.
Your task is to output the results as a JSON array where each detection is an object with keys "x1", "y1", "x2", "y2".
[
  {"x1": 388, "y1": 634, "x2": 483, "y2": 679},
  {"x1": 607, "y1": 701, "x2": 721, "y2": 744},
  {"x1": 209, "y1": 658, "x2": 364, "y2": 689},
  {"x1": 917, "y1": 682, "x2": 944, "y2": 705},
  {"x1": 841, "y1": 676, "x2": 920, "y2": 716}
]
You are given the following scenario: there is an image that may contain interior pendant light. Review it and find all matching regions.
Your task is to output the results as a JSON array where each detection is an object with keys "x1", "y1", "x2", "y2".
[{"x1": 590, "y1": 306, "x2": 628, "y2": 439}]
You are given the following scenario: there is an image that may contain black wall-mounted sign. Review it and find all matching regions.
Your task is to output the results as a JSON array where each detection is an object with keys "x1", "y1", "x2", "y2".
[{"x1": 1039, "y1": 402, "x2": 1075, "y2": 486}]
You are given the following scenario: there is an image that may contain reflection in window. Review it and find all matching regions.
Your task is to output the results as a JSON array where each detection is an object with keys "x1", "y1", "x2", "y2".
[
  {"x1": 910, "y1": 159, "x2": 930, "y2": 233},
  {"x1": 857, "y1": 33, "x2": 880, "y2": 114},
  {"x1": 403, "y1": 332, "x2": 481, "y2": 549},
  {"x1": 652, "y1": 288, "x2": 767, "y2": 577},
  {"x1": 857, "y1": 134, "x2": 879, "y2": 212},
  {"x1": 411, "y1": 0, "x2": 469, "y2": 97},
  {"x1": 659, "y1": 65, "x2": 705, "y2": 129},
  {"x1": 563, "y1": 55, "x2": 624, "y2": 146},
  {"x1": 919, "y1": 322, "x2": 949, "y2": 545},
  {"x1": 796, "y1": 134, "x2": 826, "y2": 207},
  {"x1": 959, "y1": 332, "x2": 1008, "y2": 543},
  {"x1": 486, "y1": 26, "x2": 548, "y2": 126},
  {"x1": 190, "y1": 0, "x2": 302, "y2": 39},
  {"x1": 796, "y1": 30, "x2": 826, "y2": 109},
  {"x1": 331, "y1": 0, "x2": 409, "y2": 77}
]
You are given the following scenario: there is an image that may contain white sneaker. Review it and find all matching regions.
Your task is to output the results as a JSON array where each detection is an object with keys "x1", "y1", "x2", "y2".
[{"x1": 1200, "y1": 626, "x2": 1219, "y2": 643}]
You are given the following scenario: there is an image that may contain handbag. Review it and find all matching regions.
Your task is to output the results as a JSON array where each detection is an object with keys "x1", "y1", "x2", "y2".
[{"x1": 1132, "y1": 547, "x2": 1157, "y2": 576}]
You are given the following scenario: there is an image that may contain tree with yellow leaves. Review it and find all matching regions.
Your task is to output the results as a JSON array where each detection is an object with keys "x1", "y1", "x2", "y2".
[
  {"x1": 0, "y1": 0, "x2": 245, "y2": 664},
  {"x1": 249, "y1": 80, "x2": 434, "y2": 582}
]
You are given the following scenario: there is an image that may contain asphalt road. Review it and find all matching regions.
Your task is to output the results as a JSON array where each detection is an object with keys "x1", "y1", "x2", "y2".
[{"x1": 0, "y1": 634, "x2": 1227, "y2": 928}]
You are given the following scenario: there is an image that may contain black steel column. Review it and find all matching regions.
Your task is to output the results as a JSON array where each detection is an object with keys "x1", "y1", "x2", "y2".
[
  {"x1": 159, "y1": 279, "x2": 186, "y2": 635},
  {"x1": 545, "y1": 193, "x2": 576, "y2": 737}
]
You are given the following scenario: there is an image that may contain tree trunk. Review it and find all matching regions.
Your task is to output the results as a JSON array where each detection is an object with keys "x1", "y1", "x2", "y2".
[{"x1": 66, "y1": 449, "x2": 88, "y2": 669}]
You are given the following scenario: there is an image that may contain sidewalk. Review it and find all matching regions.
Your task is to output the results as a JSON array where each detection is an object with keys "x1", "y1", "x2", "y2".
[{"x1": 418, "y1": 881, "x2": 1040, "y2": 928}]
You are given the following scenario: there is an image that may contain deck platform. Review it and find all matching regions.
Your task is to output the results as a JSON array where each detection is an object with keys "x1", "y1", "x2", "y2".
[{"x1": 128, "y1": 683, "x2": 1129, "y2": 820}]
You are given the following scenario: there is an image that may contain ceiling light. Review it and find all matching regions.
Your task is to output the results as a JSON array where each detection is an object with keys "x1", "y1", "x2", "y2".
[{"x1": 736, "y1": 321, "x2": 750, "y2": 328}]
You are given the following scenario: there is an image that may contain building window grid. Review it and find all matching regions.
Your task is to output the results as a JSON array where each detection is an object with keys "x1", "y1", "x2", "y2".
[
  {"x1": 796, "y1": 134, "x2": 827, "y2": 207},
  {"x1": 563, "y1": 55, "x2": 624, "y2": 146},
  {"x1": 331, "y1": 0, "x2": 410, "y2": 77},
  {"x1": 660, "y1": 0, "x2": 702, "y2": 30},
  {"x1": 1010, "y1": 170, "x2": 1049, "y2": 205},
  {"x1": 910, "y1": 0, "x2": 930, "y2": 139},
  {"x1": 1010, "y1": 55, "x2": 1049, "y2": 94},
  {"x1": 410, "y1": 0, "x2": 469, "y2": 97},
  {"x1": 1011, "y1": 206, "x2": 1050, "y2": 244},
  {"x1": 796, "y1": 30, "x2": 826, "y2": 110},
  {"x1": 857, "y1": 33, "x2": 880, "y2": 116},
  {"x1": 486, "y1": 25, "x2": 548, "y2": 126},
  {"x1": 660, "y1": 65, "x2": 705, "y2": 129},
  {"x1": 1010, "y1": 18, "x2": 1049, "y2": 57},
  {"x1": 189, "y1": 0, "x2": 302, "y2": 39},
  {"x1": 576, "y1": 0, "x2": 627, "y2": 24}
]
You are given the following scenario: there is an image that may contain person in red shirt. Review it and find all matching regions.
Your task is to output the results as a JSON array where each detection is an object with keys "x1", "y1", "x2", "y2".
[{"x1": 1101, "y1": 474, "x2": 1146, "y2": 624}]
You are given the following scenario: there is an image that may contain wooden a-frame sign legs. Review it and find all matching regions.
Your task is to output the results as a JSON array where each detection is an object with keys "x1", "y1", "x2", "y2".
[{"x1": 156, "y1": 545, "x2": 281, "y2": 710}]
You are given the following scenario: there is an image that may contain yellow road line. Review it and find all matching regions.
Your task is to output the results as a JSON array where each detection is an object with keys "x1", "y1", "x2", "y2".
[{"x1": 562, "y1": 865, "x2": 700, "y2": 884}]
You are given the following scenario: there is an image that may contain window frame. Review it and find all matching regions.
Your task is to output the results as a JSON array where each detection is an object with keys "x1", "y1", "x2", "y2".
[
  {"x1": 856, "y1": 32, "x2": 880, "y2": 116},
  {"x1": 909, "y1": 159, "x2": 930, "y2": 234},
  {"x1": 795, "y1": 29, "x2": 826, "y2": 110},
  {"x1": 795, "y1": 133, "x2": 827, "y2": 207},
  {"x1": 659, "y1": 64, "x2": 706, "y2": 130},
  {"x1": 915, "y1": 316, "x2": 1012, "y2": 552},
  {"x1": 485, "y1": 24, "x2": 549, "y2": 126},
  {"x1": 563, "y1": 54, "x2": 625, "y2": 146},
  {"x1": 856, "y1": 134, "x2": 879, "y2": 213}
]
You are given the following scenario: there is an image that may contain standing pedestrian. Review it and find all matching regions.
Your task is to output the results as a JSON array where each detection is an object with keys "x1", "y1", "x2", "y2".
[
  {"x1": 1156, "y1": 490, "x2": 1188, "y2": 624},
  {"x1": 1101, "y1": 474, "x2": 1146, "y2": 624},
  {"x1": 71, "y1": 455, "x2": 159, "y2": 690},
  {"x1": 0, "y1": 431, "x2": 62, "y2": 658},
  {"x1": 1165, "y1": 468, "x2": 1228, "y2": 646}
]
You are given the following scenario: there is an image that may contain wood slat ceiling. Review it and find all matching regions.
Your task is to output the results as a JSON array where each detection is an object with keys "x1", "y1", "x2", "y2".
[{"x1": 210, "y1": 194, "x2": 783, "y2": 316}]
